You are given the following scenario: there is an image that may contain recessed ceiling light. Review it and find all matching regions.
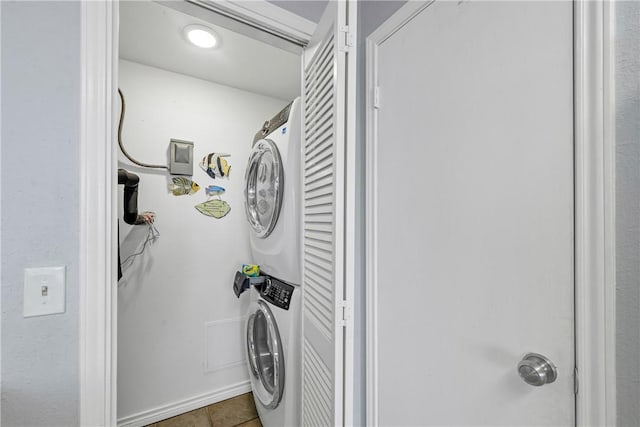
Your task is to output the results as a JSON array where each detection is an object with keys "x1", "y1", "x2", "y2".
[{"x1": 183, "y1": 24, "x2": 218, "y2": 49}]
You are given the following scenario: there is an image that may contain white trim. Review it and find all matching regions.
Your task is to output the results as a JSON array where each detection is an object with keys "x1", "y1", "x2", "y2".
[
  {"x1": 603, "y1": 1, "x2": 617, "y2": 422},
  {"x1": 367, "y1": 1, "x2": 433, "y2": 45},
  {"x1": 0, "y1": 2, "x2": 3, "y2": 422},
  {"x1": 365, "y1": 5, "x2": 435, "y2": 425},
  {"x1": 365, "y1": 0, "x2": 616, "y2": 425},
  {"x1": 159, "y1": 0, "x2": 315, "y2": 53},
  {"x1": 194, "y1": 0, "x2": 316, "y2": 40},
  {"x1": 79, "y1": 1, "x2": 118, "y2": 426},
  {"x1": 343, "y1": 1, "x2": 358, "y2": 425},
  {"x1": 333, "y1": 3, "x2": 346, "y2": 424},
  {"x1": 364, "y1": 36, "x2": 379, "y2": 427},
  {"x1": 364, "y1": 35, "x2": 380, "y2": 426},
  {"x1": 116, "y1": 381, "x2": 251, "y2": 427},
  {"x1": 80, "y1": 1, "x2": 323, "y2": 425},
  {"x1": 574, "y1": 0, "x2": 617, "y2": 425}
]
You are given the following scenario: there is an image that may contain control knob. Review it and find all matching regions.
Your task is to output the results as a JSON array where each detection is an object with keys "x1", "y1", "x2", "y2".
[
  {"x1": 262, "y1": 120, "x2": 270, "y2": 135},
  {"x1": 263, "y1": 278, "x2": 272, "y2": 294}
]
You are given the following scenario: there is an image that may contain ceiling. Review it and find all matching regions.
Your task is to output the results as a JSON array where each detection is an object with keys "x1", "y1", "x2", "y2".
[{"x1": 119, "y1": 1, "x2": 301, "y2": 101}]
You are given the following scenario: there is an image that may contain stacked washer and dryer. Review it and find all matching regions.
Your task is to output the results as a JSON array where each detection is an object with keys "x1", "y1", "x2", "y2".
[{"x1": 242, "y1": 98, "x2": 302, "y2": 427}]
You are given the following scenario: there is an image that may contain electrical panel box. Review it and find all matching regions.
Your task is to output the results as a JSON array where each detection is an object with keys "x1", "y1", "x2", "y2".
[{"x1": 169, "y1": 139, "x2": 194, "y2": 175}]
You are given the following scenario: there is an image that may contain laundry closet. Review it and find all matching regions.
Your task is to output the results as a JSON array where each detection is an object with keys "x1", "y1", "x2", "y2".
[{"x1": 115, "y1": 1, "x2": 354, "y2": 426}]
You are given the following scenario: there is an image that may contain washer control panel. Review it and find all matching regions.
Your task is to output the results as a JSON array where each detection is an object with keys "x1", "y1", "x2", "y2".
[{"x1": 260, "y1": 277, "x2": 294, "y2": 310}]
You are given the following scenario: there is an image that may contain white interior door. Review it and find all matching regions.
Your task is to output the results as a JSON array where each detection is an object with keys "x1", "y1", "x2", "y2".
[
  {"x1": 368, "y1": 1, "x2": 575, "y2": 425},
  {"x1": 301, "y1": 1, "x2": 356, "y2": 426}
]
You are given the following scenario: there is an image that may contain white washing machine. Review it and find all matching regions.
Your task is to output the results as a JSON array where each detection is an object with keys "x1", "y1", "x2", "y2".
[
  {"x1": 245, "y1": 277, "x2": 300, "y2": 427},
  {"x1": 243, "y1": 98, "x2": 302, "y2": 427}
]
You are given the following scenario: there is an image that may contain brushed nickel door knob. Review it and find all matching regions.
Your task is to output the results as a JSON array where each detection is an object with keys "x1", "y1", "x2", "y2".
[{"x1": 517, "y1": 353, "x2": 557, "y2": 387}]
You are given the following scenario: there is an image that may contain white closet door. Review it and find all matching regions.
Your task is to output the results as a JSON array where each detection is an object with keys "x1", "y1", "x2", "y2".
[
  {"x1": 301, "y1": 1, "x2": 356, "y2": 425},
  {"x1": 368, "y1": 1, "x2": 574, "y2": 425}
]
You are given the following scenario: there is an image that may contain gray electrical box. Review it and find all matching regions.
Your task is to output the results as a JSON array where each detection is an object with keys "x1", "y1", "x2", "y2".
[{"x1": 169, "y1": 139, "x2": 194, "y2": 175}]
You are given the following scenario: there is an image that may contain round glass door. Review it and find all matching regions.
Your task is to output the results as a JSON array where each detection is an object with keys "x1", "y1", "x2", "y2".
[
  {"x1": 244, "y1": 139, "x2": 284, "y2": 238},
  {"x1": 246, "y1": 301, "x2": 285, "y2": 409}
]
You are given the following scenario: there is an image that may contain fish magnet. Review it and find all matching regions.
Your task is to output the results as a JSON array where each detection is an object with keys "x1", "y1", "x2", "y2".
[
  {"x1": 168, "y1": 177, "x2": 200, "y2": 196},
  {"x1": 205, "y1": 185, "x2": 226, "y2": 197},
  {"x1": 200, "y1": 153, "x2": 231, "y2": 179}
]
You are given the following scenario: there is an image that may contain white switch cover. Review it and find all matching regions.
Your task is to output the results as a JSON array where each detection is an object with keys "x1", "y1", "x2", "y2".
[{"x1": 23, "y1": 266, "x2": 66, "y2": 317}]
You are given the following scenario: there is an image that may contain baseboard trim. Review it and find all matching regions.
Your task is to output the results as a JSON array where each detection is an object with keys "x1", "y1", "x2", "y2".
[{"x1": 117, "y1": 380, "x2": 252, "y2": 427}]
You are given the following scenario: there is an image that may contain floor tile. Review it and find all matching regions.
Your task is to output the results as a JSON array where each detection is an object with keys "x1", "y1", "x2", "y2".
[
  {"x1": 156, "y1": 408, "x2": 212, "y2": 427},
  {"x1": 207, "y1": 393, "x2": 258, "y2": 427},
  {"x1": 235, "y1": 418, "x2": 262, "y2": 427}
]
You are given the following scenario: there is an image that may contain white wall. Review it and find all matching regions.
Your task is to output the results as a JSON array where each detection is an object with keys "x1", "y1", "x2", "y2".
[
  {"x1": 1, "y1": 2, "x2": 80, "y2": 426},
  {"x1": 615, "y1": 2, "x2": 640, "y2": 425},
  {"x1": 117, "y1": 60, "x2": 290, "y2": 423}
]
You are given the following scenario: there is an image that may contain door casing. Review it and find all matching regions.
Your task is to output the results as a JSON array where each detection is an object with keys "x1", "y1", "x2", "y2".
[
  {"x1": 364, "y1": 1, "x2": 616, "y2": 426},
  {"x1": 78, "y1": 2, "x2": 353, "y2": 426},
  {"x1": 78, "y1": 0, "x2": 615, "y2": 425}
]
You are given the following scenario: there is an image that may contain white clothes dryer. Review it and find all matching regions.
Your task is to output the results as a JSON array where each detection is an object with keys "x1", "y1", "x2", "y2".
[
  {"x1": 245, "y1": 277, "x2": 300, "y2": 427},
  {"x1": 244, "y1": 98, "x2": 302, "y2": 284}
]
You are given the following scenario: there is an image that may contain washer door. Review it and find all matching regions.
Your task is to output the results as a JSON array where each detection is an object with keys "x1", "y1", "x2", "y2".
[
  {"x1": 246, "y1": 300, "x2": 285, "y2": 409},
  {"x1": 244, "y1": 139, "x2": 284, "y2": 238}
]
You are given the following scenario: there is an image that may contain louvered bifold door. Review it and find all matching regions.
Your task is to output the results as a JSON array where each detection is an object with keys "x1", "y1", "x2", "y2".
[{"x1": 301, "y1": 1, "x2": 352, "y2": 426}]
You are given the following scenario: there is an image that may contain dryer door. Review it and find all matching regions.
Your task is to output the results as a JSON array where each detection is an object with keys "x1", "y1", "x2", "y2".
[
  {"x1": 246, "y1": 300, "x2": 285, "y2": 409},
  {"x1": 244, "y1": 139, "x2": 284, "y2": 238}
]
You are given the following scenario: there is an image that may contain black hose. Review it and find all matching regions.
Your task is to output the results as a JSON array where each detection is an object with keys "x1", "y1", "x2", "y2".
[
  {"x1": 118, "y1": 168, "x2": 147, "y2": 225},
  {"x1": 118, "y1": 88, "x2": 168, "y2": 170}
]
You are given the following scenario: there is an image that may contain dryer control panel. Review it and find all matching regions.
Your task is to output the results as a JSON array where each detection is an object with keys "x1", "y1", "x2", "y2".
[
  {"x1": 252, "y1": 101, "x2": 293, "y2": 144},
  {"x1": 260, "y1": 277, "x2": 294, "y2": 311}
]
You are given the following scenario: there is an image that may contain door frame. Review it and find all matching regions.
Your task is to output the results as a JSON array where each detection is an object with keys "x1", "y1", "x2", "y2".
[
  {"x1": 79, "y1": 2, "x2": 118, "y2": 425},
  {"x1": 364, "y1": 1, "x2": 616, "y2": 426},
  {"x1": 78, "y1": 2, "x2": 321, "y2": 426}
]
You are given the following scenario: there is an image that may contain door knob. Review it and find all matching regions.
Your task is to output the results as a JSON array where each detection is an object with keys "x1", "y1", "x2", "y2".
[{"x1": 517, "y1": 353, "x2": 557, "y2": 387}]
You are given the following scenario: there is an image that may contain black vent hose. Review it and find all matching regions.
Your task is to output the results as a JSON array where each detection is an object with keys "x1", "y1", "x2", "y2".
[{"x1": 118, "y1": 168, "x2": 146, "y2": 225}]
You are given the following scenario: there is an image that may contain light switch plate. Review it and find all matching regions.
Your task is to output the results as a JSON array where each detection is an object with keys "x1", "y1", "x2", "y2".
[{"x1": 23, "y1": 266, "x2": 66, "y2": 318}]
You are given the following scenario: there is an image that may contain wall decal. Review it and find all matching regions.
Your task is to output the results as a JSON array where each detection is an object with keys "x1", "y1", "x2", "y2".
[
  {"x1": 205, "y1": 185, "x2": 226, "y2": 197},
  {"x1": 200, "y1": 152, "x2": 231, "y2": 179},
  {"x1": 168, "y1": 176, "x2": 200, "y2": 196},
  {"x1": 195, "y1": 199, "x2": 231, "y2": 218}
]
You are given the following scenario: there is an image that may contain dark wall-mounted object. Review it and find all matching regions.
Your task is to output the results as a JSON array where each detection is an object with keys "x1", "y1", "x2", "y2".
[
  {"x1": 118, "y1": 168, "x2": 146, "y2": 281},
  {"x1": 118, "y1": 168, "x2": 143, "y2": 225}
]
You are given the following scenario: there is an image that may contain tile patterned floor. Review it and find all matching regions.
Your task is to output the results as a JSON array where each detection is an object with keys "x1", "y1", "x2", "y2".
[{"x1": 147, "y1": 393, "x2": 262, "y2": 427}]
